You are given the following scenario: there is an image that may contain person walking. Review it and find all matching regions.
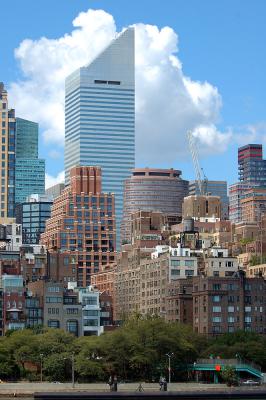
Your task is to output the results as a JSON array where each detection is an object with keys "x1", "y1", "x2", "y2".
[
  {"x1": 113, "y1": 375, "x2": 118, "y2": 392},
  {"x1": 159, "y1": 376, "x2": 164, "y2": 391},
  {"x1": 108, "y1": 375, "x2": 113, "y2": 391}
]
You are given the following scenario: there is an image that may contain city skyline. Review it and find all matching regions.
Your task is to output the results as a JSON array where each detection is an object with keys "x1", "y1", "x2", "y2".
[{"x1": 0, "y1": 1, "x2": 265, "y2": 188}]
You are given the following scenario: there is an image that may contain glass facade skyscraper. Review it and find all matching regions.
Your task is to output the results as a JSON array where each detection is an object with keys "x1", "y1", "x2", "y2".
[
  {"x1": 16, "y1": 117, "x2": 38, "y2": 158},
  {"x1": 15, "y1": 194, "x2": 53, "y2": 245},
  {"x1": 15, "y1": 118, "x2": 45, "y2": 205},
  {"x1": 65, "y1": 28, "x2": 135, "y2": 247}
]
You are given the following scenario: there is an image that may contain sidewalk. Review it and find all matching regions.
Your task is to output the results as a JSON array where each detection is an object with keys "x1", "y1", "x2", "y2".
[{"x1": 0, "y1": 382, "x2": 232, "y2": 396}]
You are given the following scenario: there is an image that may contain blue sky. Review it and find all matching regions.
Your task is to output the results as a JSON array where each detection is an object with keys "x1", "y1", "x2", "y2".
[{"x1": 0, "y1": 0, "x2": 265, "y2": 187}]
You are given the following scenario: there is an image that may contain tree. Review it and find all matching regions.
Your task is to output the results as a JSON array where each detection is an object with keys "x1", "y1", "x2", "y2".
[{"x1": 220, "y1": 366, "x2": 238, "y2": 386}]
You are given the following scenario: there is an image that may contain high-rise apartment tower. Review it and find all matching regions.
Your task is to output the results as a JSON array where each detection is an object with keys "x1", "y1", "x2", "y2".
[
  {"x1": 41, "y1": 166, "x2": 116, "y2": 287},
  {"x1": 238, "y1": 144, "x2": 266, "y2": 186},
  {"x1": 64, "y1": 28, "x2": 135, "y2": 248},
  {"x1": 0, "y1": 83, "x2": 16, "y2": 220}
]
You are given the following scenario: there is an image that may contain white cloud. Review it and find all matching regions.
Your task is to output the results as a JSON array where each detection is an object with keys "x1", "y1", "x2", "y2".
[
  {"x1": 48, "y1": 149, "x2": 62, "y2": 160},
  {"x1": 191, "y1": 124, "x2": 232, "y2": 154},
  {"x1": 45, "y1": 171, "x2": 65, "y2": 190},
  {"x1": 9, "y1": 8, "x2": 231, "y2": 174},
  {"x1": 233, "y1": 122, "x2": 266, "y2": 146}
]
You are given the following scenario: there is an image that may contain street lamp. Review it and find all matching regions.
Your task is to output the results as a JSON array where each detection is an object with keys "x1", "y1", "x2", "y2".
[
  {"x1": 64, "y1": 353, "x2": 75, "y2": 388},
  {"x1": 40, "y1": 353, "x2": 44, "y2": 383},
  {"x1": 166, "y1": 352, "x2": 174, "y2": 385}
]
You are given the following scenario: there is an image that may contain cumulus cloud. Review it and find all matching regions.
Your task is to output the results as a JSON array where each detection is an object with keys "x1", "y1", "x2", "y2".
[
  {"x1": 45, "y1": 171, "x2": 65, "y2": 190},
  {"x1": 9, "y1": 8, "x2": 231, "y2": 176},
  {"x1": 233, "y1": 122, "x2": 266, "y2": 146}
]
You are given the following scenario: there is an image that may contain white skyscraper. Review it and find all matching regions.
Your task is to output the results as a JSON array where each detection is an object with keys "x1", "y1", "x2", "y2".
[{"x1": 65, "y1": 28, "x2": 135, "y2": 247}]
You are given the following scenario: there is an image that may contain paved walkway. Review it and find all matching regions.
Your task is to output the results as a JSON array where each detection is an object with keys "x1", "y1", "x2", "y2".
[{"x1": 0, "y1": 382, "x2": 231, "y2": 396}]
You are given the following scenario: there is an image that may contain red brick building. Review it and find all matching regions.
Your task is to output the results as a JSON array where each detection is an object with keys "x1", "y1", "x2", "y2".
[{"x1": 41, "y1": 166, "x2": 116, "y2": 287}]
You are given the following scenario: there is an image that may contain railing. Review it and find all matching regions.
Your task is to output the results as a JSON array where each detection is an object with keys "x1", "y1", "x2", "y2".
[{"x1": 196, "y1": 358, "x2": 261, "y2": 372}]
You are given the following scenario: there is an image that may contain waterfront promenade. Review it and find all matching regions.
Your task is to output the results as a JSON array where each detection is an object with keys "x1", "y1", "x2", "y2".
[
  {"x1": 0, "y1": 382, "x2": 229, "y2": 396},
  {"x1": 1, "y1": 382, "x2": 265, "y2": 397}
]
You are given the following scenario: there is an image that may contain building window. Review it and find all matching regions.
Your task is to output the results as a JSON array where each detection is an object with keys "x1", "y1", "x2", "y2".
[
  {"x1": 66, "y1": 308, "x2": 79, "y2": 314},
  {"x1": 171, "y1": 260, "x2": 180, "y2": 267},
  {"x1": 48, "y1": 308, "x2": 60, "y2": 314},
  {"x1": 48, "y1": 320, "x2": 60, "y2": 328},
  {"x1": 185, "y1": 260, "x2": 194, "y2": 267},
  {"x1": 213, "y1": 306, "x2": 221, "y2": 312},
  {"x1": 66, "y1": 320, "x2": 78, "y2": 336},
  {"x1": 48, "y1": 286, "x2": 60, "y2": 293},
  {"x1": 213, "y1": 284, "x2": 221, "y2": 290},
  {"x1": 212, "y1": 325, "x2": 221, "y2": 333},
  {"x1": 82, "y1": 296, "x2": 97, "y2": 305},
  {"x1": 83, "y1": 310, "x2": 98, "y2": 316},
  {"x1": 212, "y1": 316, "x2": 221, "y2": 323},
  {"x1": 46, "y1": 297, "x2": 62, "y2": 303},
  {"x1": 212, "y1": 295, "x2": 220, "y2": 302},
  {"x1": 171, "y1": 269, "x2": 180, "y2": 276}
]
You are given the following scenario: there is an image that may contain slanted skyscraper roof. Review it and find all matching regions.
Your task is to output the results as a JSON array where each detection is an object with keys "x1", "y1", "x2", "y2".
[{"x1": 65, "y1": 27, "x2": 135, "y2": 248}]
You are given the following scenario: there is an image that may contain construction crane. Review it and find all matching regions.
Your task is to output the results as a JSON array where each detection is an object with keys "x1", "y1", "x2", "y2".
[{"x1": 187, "y1": 130, "x2": 208, "y2": 195}]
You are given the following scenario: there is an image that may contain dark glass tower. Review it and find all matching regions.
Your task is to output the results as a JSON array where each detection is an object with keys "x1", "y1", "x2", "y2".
[{"x1": 15, "y1": 118, "x2": 45, "y2": 205}]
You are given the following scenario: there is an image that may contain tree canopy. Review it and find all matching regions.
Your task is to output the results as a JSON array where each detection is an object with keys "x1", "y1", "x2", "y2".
[{"x1": 0, "y1": 317, "x2": 265, "y2": 382}]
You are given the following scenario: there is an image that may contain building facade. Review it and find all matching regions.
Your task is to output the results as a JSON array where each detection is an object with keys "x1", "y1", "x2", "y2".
[
  {"x1": 41, "y1": 166, "x2": 116, "y2": 287},
  {"x1": 193, "y1": 274, "x2": 266, "y2": 335},
  {"x1": 2, "y1": 275, "x2": 25, "y2": 333},
  {"x1": 76, "y1": 286, "x2": 102, "y2": 336},
  {"x1": 241, "y1": 187, "x2": 266, "y2": 222},
  {"x1": 0, "y1": 83, "x2": 16, "y2": 219},
  {"x1": 182, "y1": 195, "x2": 221, "y2": 221},
  {"x1": 15, "y1": 118, "x2": 45, "y2": 205},
  {"x1": 65, "y1": 28, "x2": 135, "y2": 248},
  {"x1": 16, "y1": 194, "x2": 53, "y2": 245},
  {"x1": 45, "y1": 183, "x2": 65, "y2": 200},
  {"x1": 229, "y1": 182, "x2": 251, "y2": 223},
  {"x1": 238, "y1": 144, "x2": 266, "y2": 186},
  {"x1": 189, "y1": 180, "x2": 229, "y2": 220},
  {"x1": 121, "y1": 168, "x2": 188, "y2": 244}
]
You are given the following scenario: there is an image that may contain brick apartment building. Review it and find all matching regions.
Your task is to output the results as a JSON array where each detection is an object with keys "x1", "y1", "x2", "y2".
[
  {"x1": 241, "y1": 188, "x2": 266, "y2": 222},
  {"x1": 41, "y1": 166, "x2": 116, "y2": 287},
  {"x1": 192, "y1": 274, "x2": 266, "y2": 335}
]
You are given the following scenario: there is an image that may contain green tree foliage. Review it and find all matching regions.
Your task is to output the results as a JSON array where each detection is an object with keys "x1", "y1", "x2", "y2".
[
  {"x1": 202, "y1": 331, "x2": 266, "y2": 370},
  {"x1": 0, "y1": 320, "x2": 265, "y2": 382},
  {"x1": 220, "y1": 366, "x2": 238, "y2": 386},
  {"x1": 249, "y1": 254, "x2": 266, "y2": 266}
]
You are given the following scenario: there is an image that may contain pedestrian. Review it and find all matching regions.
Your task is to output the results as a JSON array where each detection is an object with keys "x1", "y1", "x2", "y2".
[
  {"x1": 163, "y1": 377, "x2": 167, "y2": 391},
  {"x1": 159, "y1": 376, "x2": 164, "y2": 391},
  {"x1": 108, "y1": 375, "x2": 113, "y2": 392},
  {"x1": 113, "y1": 375, "x2": 118, "y2": 392}
]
